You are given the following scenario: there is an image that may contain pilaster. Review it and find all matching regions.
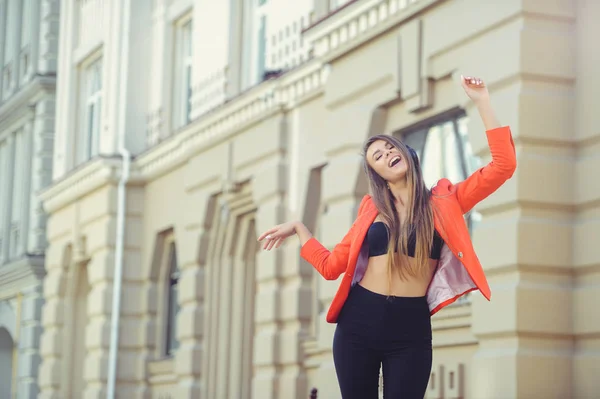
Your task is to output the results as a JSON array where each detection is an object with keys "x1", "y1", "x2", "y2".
[
  {"x1": 252, "y1": 166, "x2": 287, "y2": 399},
  {"x1": 251, "y1": 122, "x2": 314, "y2": 398},
  {"x1": 16, "y1": 284, "x2": 44, "y2": 399},
  {"x1": 38, "y1": 0, "x2": 60, "y2": 75},
  {"x1": 572, "y1": 0, "x2": 600, "y2": 396},
  {"x1": 469, "y1": 4, "x2": 576, "y2": 397},
  {"x1": 38, "y1": 241, "x2": 70, "y2": 399},
  {"x1": 51, "y1": 0, "x2": 75, "y2": 179},
  {"x1": 174, "y1": 191, "x2": 212, "y2": 399},
  {"x1": 27, "y1": 94, "x2": 55, "y2": 255}
]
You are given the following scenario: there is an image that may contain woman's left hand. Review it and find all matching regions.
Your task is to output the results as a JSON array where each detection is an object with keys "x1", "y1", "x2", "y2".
[{"x1": 460, "y1": 75, "x2": 490, "y2": 104}]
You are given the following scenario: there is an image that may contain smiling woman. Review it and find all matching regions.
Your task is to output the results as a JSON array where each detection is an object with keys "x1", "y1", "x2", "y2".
[{"x1": 258, "y1": 75, "x2": 517, "y2": 398}]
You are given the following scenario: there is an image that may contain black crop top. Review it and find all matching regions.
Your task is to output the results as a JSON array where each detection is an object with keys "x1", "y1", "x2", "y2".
[{"x1": 367, "y1": 222, "x2": 444, "y2": 260}]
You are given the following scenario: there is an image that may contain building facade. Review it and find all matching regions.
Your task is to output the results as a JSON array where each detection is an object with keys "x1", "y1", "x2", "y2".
[
  {"x1": 0, "y1": 0, "x2": 60, "y2": 398},
  {"x1": 37, "y1": 0, "x2": 599, "y2": 398}
]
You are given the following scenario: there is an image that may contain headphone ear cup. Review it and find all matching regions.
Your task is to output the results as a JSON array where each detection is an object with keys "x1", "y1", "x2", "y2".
[{"x1": 406, "y1": 145, "x2": 419, "y2": 165}]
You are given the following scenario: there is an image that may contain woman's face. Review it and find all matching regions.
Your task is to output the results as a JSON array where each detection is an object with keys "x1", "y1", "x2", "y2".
[{"x1": 366, "y1": 139, "x2": 408, "y2": 184}]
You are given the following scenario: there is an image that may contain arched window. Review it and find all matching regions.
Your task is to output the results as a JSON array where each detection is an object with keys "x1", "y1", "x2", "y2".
[
  {"x1": 0, "y1": 327, "x2": 14, "y2": 398},
  {"x1": 164, "y1": 241, "x2": 180, "y2": 356},
  {"x1": 150, "y1": 230, "x2": 181, "y2": 359}
]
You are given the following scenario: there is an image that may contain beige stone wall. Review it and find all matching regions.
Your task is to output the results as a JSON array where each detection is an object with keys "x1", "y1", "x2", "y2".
[{"x1": 37, "y1": 0, "x2": 599, "y2": 398}]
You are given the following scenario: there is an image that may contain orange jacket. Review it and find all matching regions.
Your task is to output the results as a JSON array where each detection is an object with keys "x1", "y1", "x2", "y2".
[{"x1": 300, "y1": 126, "x2": 517, "y2": 323}]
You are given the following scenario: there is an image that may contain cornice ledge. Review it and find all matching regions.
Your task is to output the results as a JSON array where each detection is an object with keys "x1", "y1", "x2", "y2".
[
  {"x1": 40, "y1": 157, "x2": 123, "y2": 213},
  {"x1": 135, "y1": 60, "x2": 328, "y2": 181},
  {"x1": 0, "y1": 75, "x2": 57, "y2": 120},
  {"x1": 305, "y1": 0, "x2": 445, "y2": 62},
  {"x1": 0, "y1": 256, "x2": 45, "y2": 296}
]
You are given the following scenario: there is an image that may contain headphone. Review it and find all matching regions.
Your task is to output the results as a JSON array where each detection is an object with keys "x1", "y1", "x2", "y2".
[{"x1": 406, "y1": 145, "x2": 419, "y2": 165}]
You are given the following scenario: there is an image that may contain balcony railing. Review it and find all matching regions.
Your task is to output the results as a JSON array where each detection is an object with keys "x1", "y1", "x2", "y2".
[
  {"x1": 137, "y1": 59, "x2": 329, "y2": 177},
  {"x1": 303, "y1": 0, "x2": 429, "y2": 58},
  {"x1": 190, "y1": 66, "x2": 228, "y2": 120},
  {"x1": 266, "y1": 12, "x2": 314, "y2": 72}
]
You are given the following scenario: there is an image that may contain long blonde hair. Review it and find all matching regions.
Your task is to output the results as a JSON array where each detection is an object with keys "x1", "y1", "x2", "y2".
[{"x1": 362, "y1": 135, "x2": 435, "y2": 288}]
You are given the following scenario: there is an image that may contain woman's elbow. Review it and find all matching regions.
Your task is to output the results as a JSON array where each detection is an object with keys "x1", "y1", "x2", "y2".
[
  {"x1": 322, "y1": 270, "x2": 343, "y2": 280},
  {"x1": 498, "y1": 156, "x2": 517, "y2": 179}
]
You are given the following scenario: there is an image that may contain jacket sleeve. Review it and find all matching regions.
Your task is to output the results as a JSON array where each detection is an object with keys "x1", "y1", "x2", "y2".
[
  {"x1": 455, "y1": 126, "x2": 517, "y2": 214},
  {"x1": 299, "y1": 195, "x2": 369, "y2": 280}
]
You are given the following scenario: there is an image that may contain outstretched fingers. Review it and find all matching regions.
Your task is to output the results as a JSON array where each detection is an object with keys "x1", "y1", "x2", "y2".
[
  {"x1": 264, "y1": 236, "x2": 283, "y2": 251},
  {"x1": 258, "y1": 226, "x2": 279, "y2": 242},
  {"x1": 461, "y1": 75, "x2": 484, "y2": 87}
]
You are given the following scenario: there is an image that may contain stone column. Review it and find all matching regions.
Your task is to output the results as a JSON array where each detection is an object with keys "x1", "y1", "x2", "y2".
[
  {"x1": 16, "y1": 284, "x2": 44, "y2": 399},
  {"x1": 173, "y1": 191, "x2": 210, "y2": 399},
  {"x1": 250, "y1": 115, "x2": 314, "y2": 399},
  {"x1": 38, "y1": 241, "x2": 71, "y2": 399},
  {"x1": 102, "y1": 185, "x2": 148, "y2": 399},
  {"x1": 1, "y1": 135, "x2": 15, "y2": 261},
  {"x1": 51, "y1": 0, "x2": 76, "y2": 179},
  {"x1": 37, "y1": 0, "x2": 60, "y2": 75},
  {"x1": 27, "y1": 95, "x2": 55, "y2": 255},
  {"x1": 468, "y1": 6, "x2": 576, "y2": 397},
  {"x1": 572, "y1": 0, "x2": 600, "y2": 396},
  {"x1": 252, "y1": 169, "x2": 287, "y2": 399}
]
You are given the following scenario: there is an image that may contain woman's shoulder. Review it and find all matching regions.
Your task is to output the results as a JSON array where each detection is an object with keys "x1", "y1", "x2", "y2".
[{"x1": 357, "y1": 194, "x2": 372, "y2": 214}]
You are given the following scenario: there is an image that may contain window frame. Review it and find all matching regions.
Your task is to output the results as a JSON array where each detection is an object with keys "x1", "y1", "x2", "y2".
[
  {"x1": 240, "y1": 0, "x2": 268, "y2": 89},
  {"x1": 157, "y1": 234, "x2": 180, "y2": 358},
  {"x1": 78, "y1": 56, "x2": 103, "y2": 165},
  {"x1": 8, "y1": 128, "x2": 26, "y2": 259},
  {"x1": 395, "y1": 108, "x2": 481, "y2": 305},
  {"x1": 172, "y1": 16, "x2": 193, "y2": 129},
  {"x1": 164, "y1": 240, "x2": 180, "y2": 357},
  {"x1": 395, "y1": 108, "x2": 473, "y2": 187}
]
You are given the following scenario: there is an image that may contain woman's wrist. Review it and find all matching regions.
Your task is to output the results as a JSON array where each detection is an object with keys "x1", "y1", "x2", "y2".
[
  {"x1": 293, "y1": 221, "x2": 313, "y2": 246},
  {"x1": 292, "y1": 220, "x2": 302, "y2": 234},
  {"x1": 475, "y1": 98, "x2": 501, "y2": 130}
]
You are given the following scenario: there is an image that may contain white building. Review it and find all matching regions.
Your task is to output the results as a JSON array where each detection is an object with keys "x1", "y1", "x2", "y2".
[
  {"x1": 35, "y1": 0, "x2": 600, "y2": 398},
  {"x1": 0, "y1": 0, "x2": 60, "y2": 398}
]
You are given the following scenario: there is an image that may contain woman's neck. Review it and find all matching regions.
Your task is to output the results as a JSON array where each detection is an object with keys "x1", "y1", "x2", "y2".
[{"x1": 389, "y1": 181, "x2": 409, "y2": 207}]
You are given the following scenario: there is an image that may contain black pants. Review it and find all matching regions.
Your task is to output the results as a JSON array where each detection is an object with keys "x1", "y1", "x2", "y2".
[{"x1": 333, "y1": 284, "x2": 432, "y2": 399}]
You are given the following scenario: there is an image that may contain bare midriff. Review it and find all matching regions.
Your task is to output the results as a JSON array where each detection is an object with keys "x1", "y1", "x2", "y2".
[{"x1": 358, "y1": 254, "x2": 438, "y2": 297}]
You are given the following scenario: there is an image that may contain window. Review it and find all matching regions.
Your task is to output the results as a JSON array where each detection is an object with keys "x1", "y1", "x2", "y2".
[
  {"x1": 19, "y1": 0, "x2": 32, "y2": 82},
  {"x1": 240, "y1": 0, "x2": 268, "y2": 89},
  {"x1": 2, "y1": 0, "x2": 16, "y2": 98},
  {"x1": 329, "y1": 0, "x2": 354, "y2": 12},
  {"x1": 257, "y1": 15, "x2": 266, "y2": 80},
  {"x1": 399, "y1": 111, "x2": 482, "y2": 230},
  {"x1": 0, "y1": 140, "x2": 7, "y2": 261},
  {"x1": 79, "y1": 58, "x2": 103, "y2": 164},
  {"x1": 164, "y1": 241, "x2": 180, "y2": 356},
  {"x1": 9, "y1": 129, "x2": 26, "y2": 258},
  {"x1": 173, "y1": 19, "x2": 193, "y2": 128},
  {"x1": 399, "y1": 111, "x2": 480, "y2": 306}
]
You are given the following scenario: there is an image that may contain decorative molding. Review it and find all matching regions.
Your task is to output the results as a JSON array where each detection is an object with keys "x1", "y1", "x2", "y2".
[
  {"x1": 267, "y1": 12, "x2": 314, "y2": 73},
  {"x1": 0, "y1": 255, "x2": 45, "y2": 299},
  {"x1": 147, "y1": 358, "x2": 175, "y2": 377},
  {"x1": 39, "y1": 157, "x2": 124, "y2": 213},
  {"x1": 136, "y1": 60, "x2": 329, "y2": 181},
  {"x1": 0, "y1": 75, "x2": 56, "y2": 135},
  {"x1": 146, "y1": 107, "x2": 164, "y2": 147},
  {"x1": 189, "y1": 67, "x2": 228, "y2": 121},
  {"x1": 303, "y1": 0, "x2": 443, "y2": 62}
]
